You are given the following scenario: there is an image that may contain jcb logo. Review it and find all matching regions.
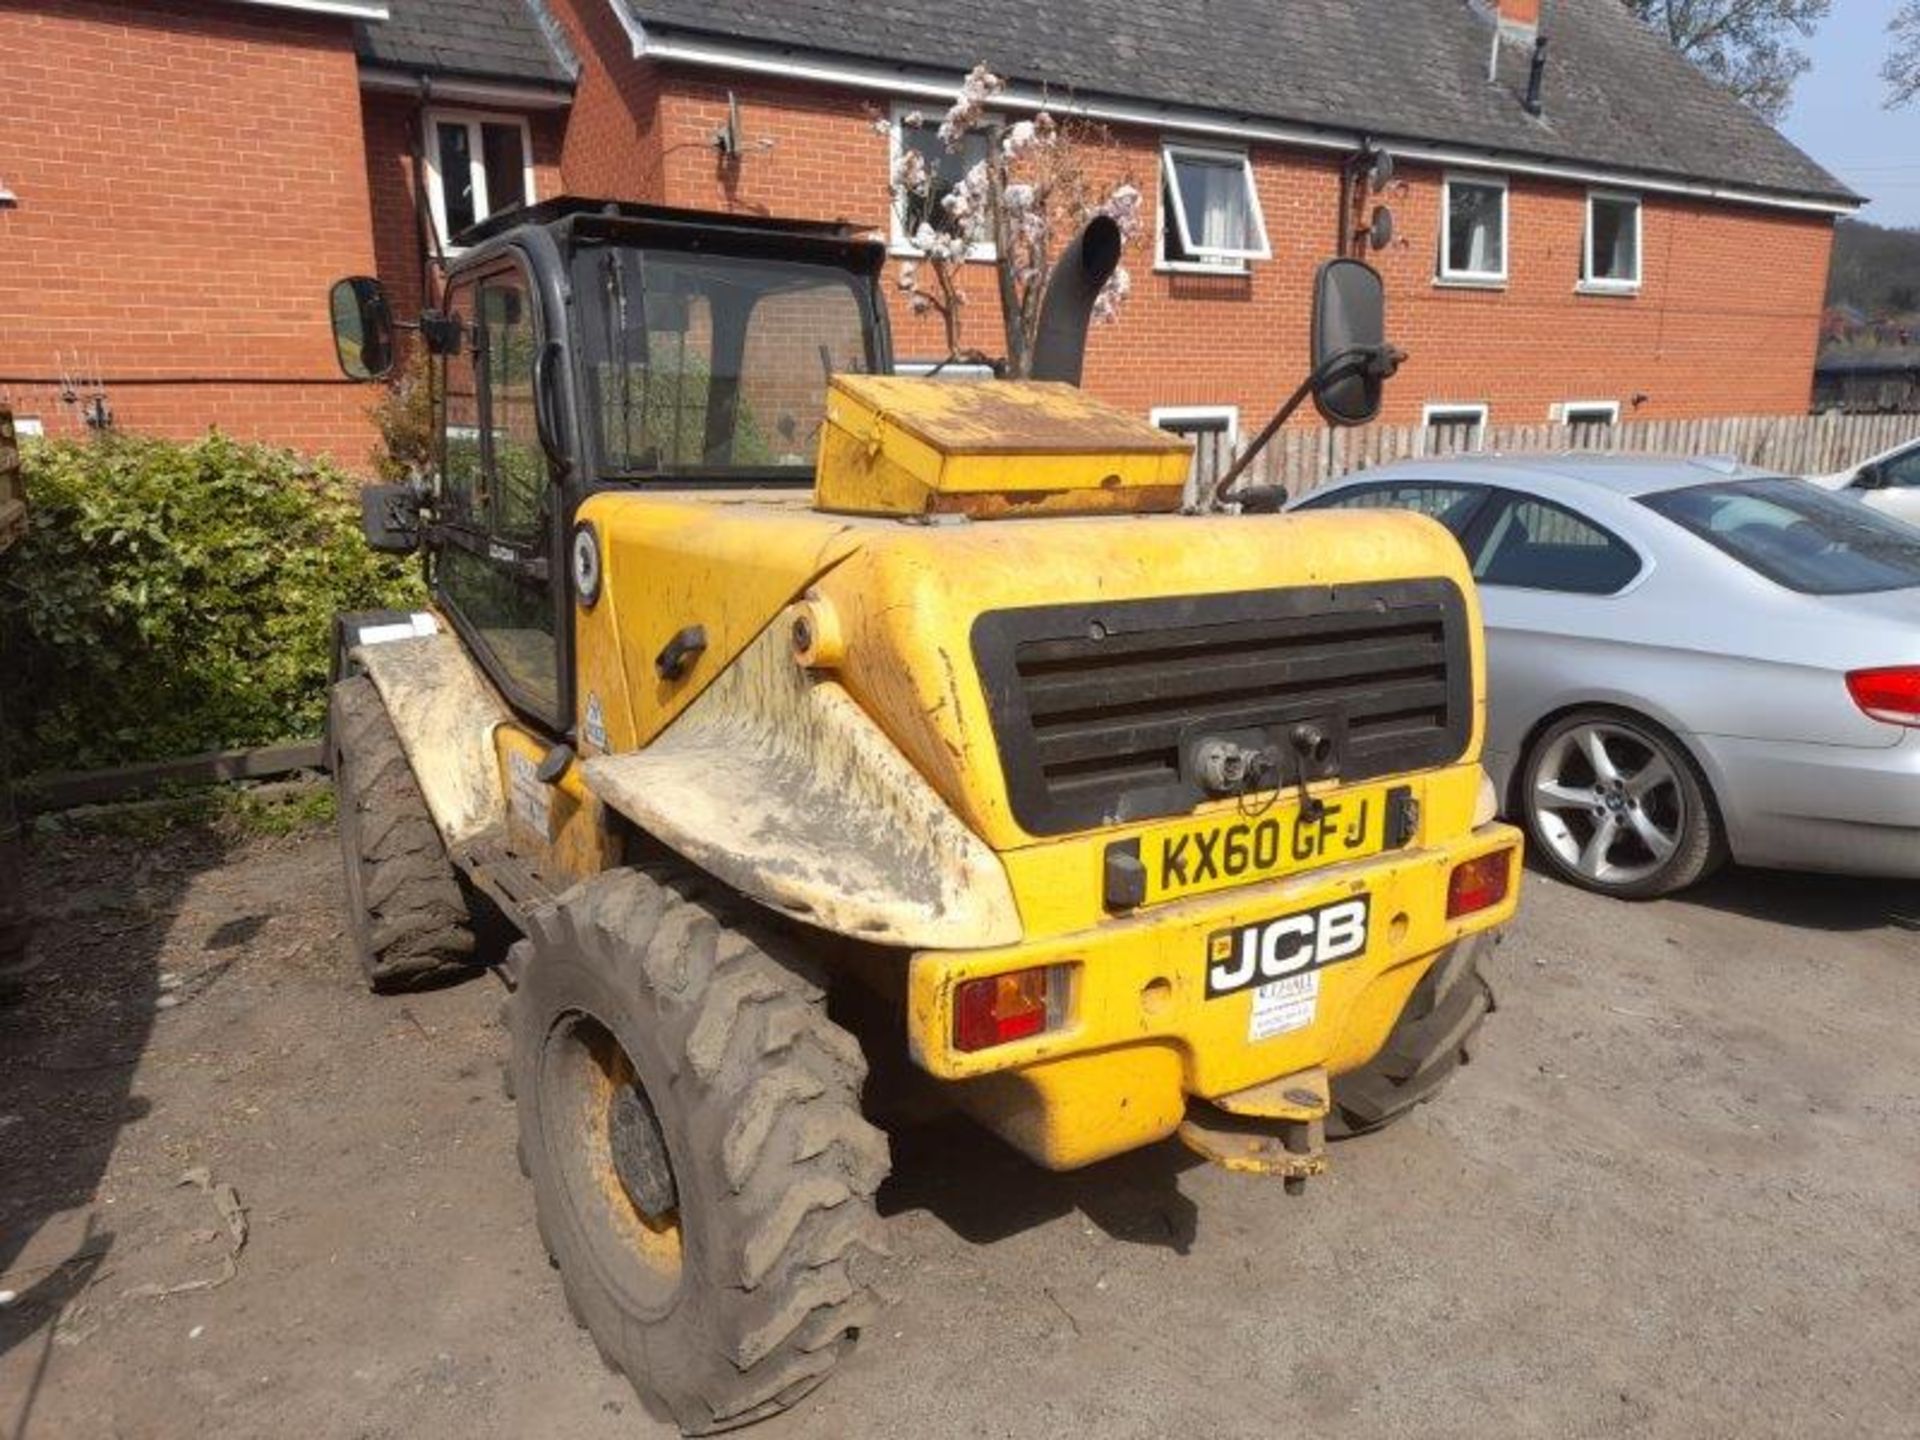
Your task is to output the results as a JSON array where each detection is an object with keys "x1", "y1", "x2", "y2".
[{"x1": 1205, "y1": 896, "x2": 1371, "y2": 999}]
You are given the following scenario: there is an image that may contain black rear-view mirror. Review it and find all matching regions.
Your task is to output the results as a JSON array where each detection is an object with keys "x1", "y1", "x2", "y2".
[
  {"x1": 329, "y1": 276, "x2": 395, "y2": 381},
  {"x1": 1311, "y1": 259, "x2": 1388, "y2": 427}
]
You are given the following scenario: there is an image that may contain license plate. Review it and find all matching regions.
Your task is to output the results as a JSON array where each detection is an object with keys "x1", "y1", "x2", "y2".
[
  {"x1": 1205, "y1": 895, "x2": 1372, "y2": 1000},
  {"x1": 1138, "y1": 788, "x2": 1390, "y2": 905}
]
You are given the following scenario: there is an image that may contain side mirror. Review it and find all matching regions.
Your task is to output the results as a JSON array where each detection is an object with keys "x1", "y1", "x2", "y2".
[
  {"x1": 360, "y1": 482, "x2": 421, "y2": 555},
  {"x1": 1851, "y1": 464, "x2": 1887, "y2": 492},
  {"x1": 330, "y1": 277, "x2": 396, "y2": 381},
  {"x1": 1311, "y1": 259, "x2": 1391, "y2": 426}
]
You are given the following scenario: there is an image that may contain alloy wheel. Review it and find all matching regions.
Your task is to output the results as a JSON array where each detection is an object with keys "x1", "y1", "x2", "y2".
[{"x1": 1531, "y1": 721, "x2": 1686, "y2": 888}]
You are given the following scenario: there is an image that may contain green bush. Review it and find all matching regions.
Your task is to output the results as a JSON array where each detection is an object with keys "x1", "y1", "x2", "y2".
[{"x1": 0, "y1": 433, "x2": 424, "y2": 774}]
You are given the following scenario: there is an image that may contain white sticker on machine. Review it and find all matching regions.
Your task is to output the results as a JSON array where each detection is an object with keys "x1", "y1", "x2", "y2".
[
  {"x1": 507, "y1": 750, "x2": 552, "y2": 839},
  {"x1": 1248, "y1": 972, "x2": 1320, "y2": 1043}
]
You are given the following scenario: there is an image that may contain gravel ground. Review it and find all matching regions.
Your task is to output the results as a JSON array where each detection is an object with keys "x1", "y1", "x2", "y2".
[{"x1": 2, "y1": 819, "x2": 1916, "y2": 1440}]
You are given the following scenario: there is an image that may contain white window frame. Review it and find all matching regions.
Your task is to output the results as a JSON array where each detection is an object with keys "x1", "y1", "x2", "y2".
[
  {"x1": 887, "y1": 102, "x2": 996, "y2": 262},
  {"x1": 1150, "y1": 404, "x2": 1242, "y2": 447},
  {"x1": 1437, "y1": 172, "x2": 1509, "y2": 286},
  {"x1": 1580, "y1": 189, "x2": 1643, "y2": 294},
  {"x1": 1422, "y1": 402, "x2": 1490, "y2": 429},
  {"x1": 423, "y1": 108, "x2": 536, "y2": 252},
  {"x1": 1555, "y1": 400, "x2": 1620, "y2": 425},
  {"x1": 895, "y1": 359, "x2": 997, "y2": 379},
  {"x1": 1157, "y1": 142, "x2": 1270, "y2": 271}
]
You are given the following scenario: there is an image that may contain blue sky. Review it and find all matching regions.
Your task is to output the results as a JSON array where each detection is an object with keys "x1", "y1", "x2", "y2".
[{"x1": 1779, "y1": 0, "x2": 1920, "y2": 226}]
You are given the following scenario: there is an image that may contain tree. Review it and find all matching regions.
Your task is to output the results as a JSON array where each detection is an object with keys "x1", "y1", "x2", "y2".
[
  {"x1": 1623, "y1": 0, "x2": 1831, "y2": 123},
  {"x1": 880, "y1": 65, "x2": 1142, "y2": 376},
  {"x1": 1888, "y1": 0, "x2": 1920, "y2": 108}
]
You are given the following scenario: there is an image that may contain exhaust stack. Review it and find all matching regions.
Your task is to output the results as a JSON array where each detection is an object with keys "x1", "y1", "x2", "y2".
[{"x1": 1029, "y1": 215, "x2": 1122, "y2": 387}]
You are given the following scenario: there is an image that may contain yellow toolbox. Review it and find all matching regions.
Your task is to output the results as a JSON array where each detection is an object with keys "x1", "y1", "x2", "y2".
[{"x1": 815, "y1": 374, "x2": 1193, "y2": 518}]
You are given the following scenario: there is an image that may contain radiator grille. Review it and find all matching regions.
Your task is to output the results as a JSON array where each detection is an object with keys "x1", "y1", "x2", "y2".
[{"x1": 972, "y1": 581, "x2": 1471, "y2": 835}]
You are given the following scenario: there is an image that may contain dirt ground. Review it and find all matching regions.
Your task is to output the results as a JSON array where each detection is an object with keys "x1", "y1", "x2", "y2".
[{"x1": 2, "y1": 816, "x2": 1918, "y2": 1440}]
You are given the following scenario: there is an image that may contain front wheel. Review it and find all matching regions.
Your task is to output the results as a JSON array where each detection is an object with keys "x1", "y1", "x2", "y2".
[
  {"x1": 1521, "y1": 710, "x2": 1723, "y2": 899},
  {"x1": 510, "y1": 867, "x2": 889, "y2": 1434}
]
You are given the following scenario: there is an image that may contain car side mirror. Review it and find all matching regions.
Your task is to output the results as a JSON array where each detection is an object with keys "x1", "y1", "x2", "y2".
[
  {"x1": 329, "y1": 277, "x2": 396, "y2": 381},
  {"x1": 1310, "y1": 259, "x2": 1398, "y2": 427},
  {"x1": 1851, "y1": 464, "x2": 1888, "y2": 492}
]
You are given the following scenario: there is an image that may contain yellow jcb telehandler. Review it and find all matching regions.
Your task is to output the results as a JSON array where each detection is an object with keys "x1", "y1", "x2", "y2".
[{"x1": 324, "y1": 199, "x2": 1521, "y2": 1432}]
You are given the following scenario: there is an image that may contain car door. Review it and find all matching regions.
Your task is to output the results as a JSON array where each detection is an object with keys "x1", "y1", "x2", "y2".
[
  {"x1": 1853, "y1": 441, "x2": 1920, "y2": 526},
  {"x1": 1459, "y1": 490, "x2": 1646, "y2": 779}
]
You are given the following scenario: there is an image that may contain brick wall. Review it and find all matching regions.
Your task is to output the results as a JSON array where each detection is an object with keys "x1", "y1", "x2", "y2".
[
  {"x1": 531, "y1": 15, "x2": 1835, "y2": 429},
  {"x1": 0, "y1": 0, "x2": 382, "y2": 461}
]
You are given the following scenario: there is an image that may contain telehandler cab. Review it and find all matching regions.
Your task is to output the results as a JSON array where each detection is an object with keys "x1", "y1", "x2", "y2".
[{"x1": 326, "y1": 197, "x2": 1520, "y2": 1432}]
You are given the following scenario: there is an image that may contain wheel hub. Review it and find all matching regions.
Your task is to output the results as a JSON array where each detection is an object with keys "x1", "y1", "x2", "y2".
[{"x1": 607, "y1": 1081, "x2": 678, "y2": 1223}]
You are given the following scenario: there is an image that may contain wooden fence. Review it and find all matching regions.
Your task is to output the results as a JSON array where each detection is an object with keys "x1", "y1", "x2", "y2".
[{"x1": 1193, "y1": 410, "x2": 1920, "y2": 500}]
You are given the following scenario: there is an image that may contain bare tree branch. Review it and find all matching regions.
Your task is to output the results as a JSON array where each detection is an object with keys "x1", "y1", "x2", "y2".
[
  {"x1": 1888, "y1": 0, "x2": 1920, "y2": 109},
  {"x1": 1623, "y1": 0, "x2": 1831, "y2": 122}
]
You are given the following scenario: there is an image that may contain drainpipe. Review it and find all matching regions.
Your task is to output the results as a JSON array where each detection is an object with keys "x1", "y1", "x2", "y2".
[{"x1": 413, "y1": 75, "x2": 443, "y2": 309}]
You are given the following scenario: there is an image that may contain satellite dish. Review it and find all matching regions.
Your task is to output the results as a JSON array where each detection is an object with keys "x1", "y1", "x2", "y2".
[
  {"x1": 1369, "y1": 150, "x2": 1396, "y2": 193},
  {"x1": 1367, "y1": 205, "x2": 1395, "y2": 251}
]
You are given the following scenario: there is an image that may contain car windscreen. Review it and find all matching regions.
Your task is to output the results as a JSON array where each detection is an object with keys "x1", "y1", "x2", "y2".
[
  {"x1": 572, "y1": 243, "x2": 877, "y2": 483},
  {"x1": 1640, "y1": 477, "x2": 1920, "y2": 595}
]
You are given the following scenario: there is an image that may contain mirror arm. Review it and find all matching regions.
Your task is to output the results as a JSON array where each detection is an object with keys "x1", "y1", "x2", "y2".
[{"x1": 1196, "y1": 344, "x2": 1404, "y2": 512}]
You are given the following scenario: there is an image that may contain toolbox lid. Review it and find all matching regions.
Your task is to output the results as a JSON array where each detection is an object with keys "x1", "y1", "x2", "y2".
[{"x1": 816, "y1": 375, "x2": 1194, "y2": 518}]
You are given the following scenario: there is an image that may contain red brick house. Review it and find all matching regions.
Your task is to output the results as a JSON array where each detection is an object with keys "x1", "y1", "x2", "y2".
[{"x1": 0, "y1": 0, "x2": 1860, "y2": 463}]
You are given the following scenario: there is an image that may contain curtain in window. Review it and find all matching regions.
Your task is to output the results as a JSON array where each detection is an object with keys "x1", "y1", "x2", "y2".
[
  {"x1": 1448, "y1": 184, "x2": 1503, "y2": 275},
  {"x1": 1177, "y1": 156, "x2": 1249, "y2": 253}
]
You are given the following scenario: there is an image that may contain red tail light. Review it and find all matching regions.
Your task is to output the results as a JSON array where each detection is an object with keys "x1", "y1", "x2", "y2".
[
  {"x1": 1847, "y1": 667, "x2": 1920, "y2": 727},
  {"x1": 954, "y1": 966, "x2": 1070, "y2": 1053},
  {"x1": 1448, "y1": 850, "x2": 1513, "y2": 919}
]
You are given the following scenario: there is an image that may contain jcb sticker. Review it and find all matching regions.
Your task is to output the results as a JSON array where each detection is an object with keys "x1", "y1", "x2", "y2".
[{"x1": 1205, "y1": 895, "x2": 1371, "y2": 1000}]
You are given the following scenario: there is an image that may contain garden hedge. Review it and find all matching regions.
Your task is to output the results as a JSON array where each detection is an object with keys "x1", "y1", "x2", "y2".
[{"x1": 0, "y1": 433, "x2": 423, "y2": 775}]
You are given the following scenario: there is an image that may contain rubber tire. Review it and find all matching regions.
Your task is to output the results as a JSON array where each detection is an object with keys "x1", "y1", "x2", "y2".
[
  {"x1": 1326, "y1": 934, "x2": 1493, "y2": 1139},
  {"x1": 328, "y1": 675, "x2": 476, "y2": 991},
  {"x1": 1521, "y1": 708, "x2": 1724, "y2": 900},
  {"x1": 510, "y1": 866, "x2": 890, "y2": 1435}
]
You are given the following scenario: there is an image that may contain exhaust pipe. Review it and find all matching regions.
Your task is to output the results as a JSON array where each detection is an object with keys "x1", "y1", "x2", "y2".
[{"x1": 1029, "y1": 215, "x2": 1122, "y2": 386}]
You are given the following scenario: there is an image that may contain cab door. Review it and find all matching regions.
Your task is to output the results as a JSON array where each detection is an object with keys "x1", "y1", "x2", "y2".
[
  {"x1": 435, "y1": 260, "x2": 612, "y2": 878},
  {"x1": 435, "y1": 259, "x2": 562, "y2": 726}
]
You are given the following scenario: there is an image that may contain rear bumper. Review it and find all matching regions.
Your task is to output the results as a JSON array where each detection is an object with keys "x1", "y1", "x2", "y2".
[
  {"x1": 1704, "y1": 732, "x2": 1920, "y2": 878},
  {"x1": 905, "y1": 822, "x2": 1521, "y2": 1169}
]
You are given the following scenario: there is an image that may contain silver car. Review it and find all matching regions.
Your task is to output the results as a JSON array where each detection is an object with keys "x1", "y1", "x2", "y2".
[
  {"x1": 1809, "y1": 433, "x2": 1920, "y2": 526},
  {"x1": 1292, "y1": 455, "x2": 1920, "y2": 897}
]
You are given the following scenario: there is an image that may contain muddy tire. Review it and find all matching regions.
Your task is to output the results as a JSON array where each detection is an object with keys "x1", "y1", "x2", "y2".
[
  {"x1": 1326, "y1": 933, "x2": 1493, "y2": 1139},
  {"x1": 510, "y1": 866, "x2": 889, "y2": 1434},
  {"x1": 328, "y1": 675, "x2": 475, "y2": 992}
]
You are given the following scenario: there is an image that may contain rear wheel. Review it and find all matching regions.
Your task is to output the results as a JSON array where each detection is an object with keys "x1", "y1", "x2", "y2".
[
  {"x1": 510, "y1": 867, "x2": 889, "y2": 1434},
  {"x1": 1327, "y1": 935, "x2": 1493, "y2": 1138},
  {"x1": 1522, "y1": 710, "x2": 1722, "y2": 899},
  {"x1": 329, "y1": 675, "x2": 475, "y2": 991}
]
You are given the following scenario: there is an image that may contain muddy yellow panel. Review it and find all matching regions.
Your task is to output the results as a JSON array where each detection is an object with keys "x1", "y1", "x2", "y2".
[
  {"x1": 813, "y1": 506, "x2": 1488, "y2": 856},
  {"x1": 570, "y1": 491, "x2": 864, "y2": 755},
  {"x1": 907, "y1": 829, "x2": 1521, "y2": 1169},
  {"x1": 493, "y1": 725, "x2": 619, "y2": 883}
]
